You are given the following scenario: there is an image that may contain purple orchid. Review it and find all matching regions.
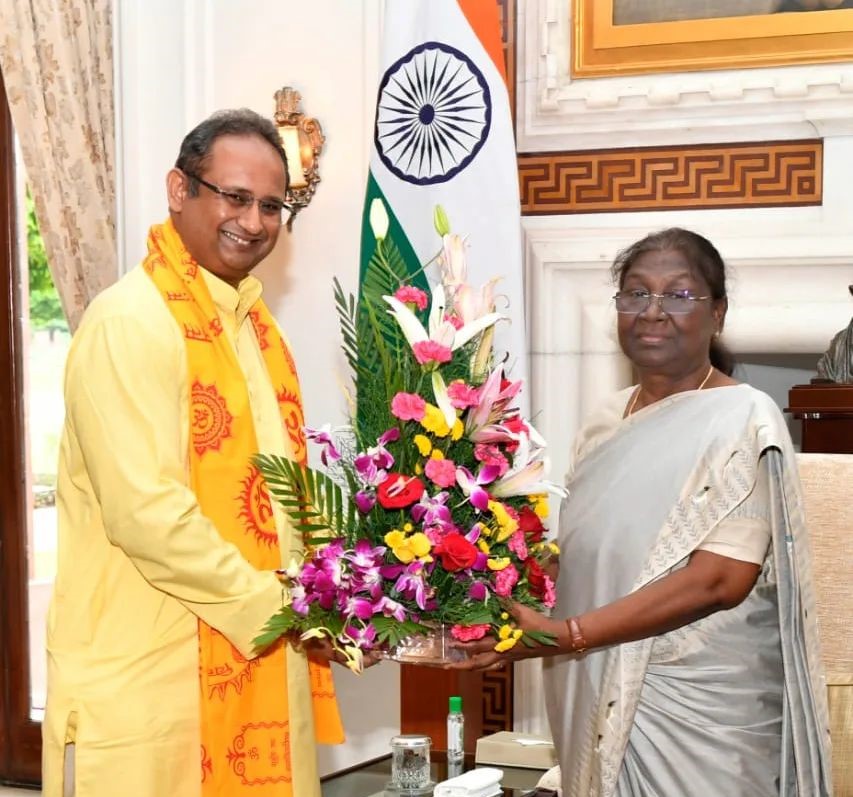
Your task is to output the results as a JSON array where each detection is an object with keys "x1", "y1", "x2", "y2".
[
  {"x1": 354, "y1": 427, "x2": 400, "y2": 481},
  {"x1": 410, "y1": 491, "x2": 452, "y2": 527},
  {"x1": 468, "y1": 581, "x2": 489, "y2": 601},
  {"x1": 289, "y1": 584, "x2": 311, "y2": 615},
  {"x1": 344, "y1": 623, "x2": 377, "y2": 650},
  {"x1": 354, "y1": 490, "x2": 376, "y2": 514},
  {"x1": 304, "y1": 424, "x2": 341, "y2": 467},
  {"x1": 353, "y1": 456, "x2": 387, "y2": 488},
  {"x1": 375, "y1": 596, "x2": 407, "y2": 622},
  {"x1": 339, "y1": 594, "x2": 378, "y2": 621},
  {"x1": 346, "y1": 539, "x2": 386, "y2": 569},
  {"x1": 455, "y1": 464, "x2": 501, "y2": 511},
  {"x1": 393, "y1": 562, "x2": 431, "y2": 610}
]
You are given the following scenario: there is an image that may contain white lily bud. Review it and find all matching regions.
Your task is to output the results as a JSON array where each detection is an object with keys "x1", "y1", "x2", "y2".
[
  {"x1": 433, "y1": 204, "x2": 451, "y2": 236},
  {"x1": 369, "y1": 198, "x2": 389, "y2": 241}
]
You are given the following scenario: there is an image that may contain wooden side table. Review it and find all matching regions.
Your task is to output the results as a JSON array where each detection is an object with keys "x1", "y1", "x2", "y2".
[{"x1": 786, "y1": 382, "x2": 853, "y2": 454}]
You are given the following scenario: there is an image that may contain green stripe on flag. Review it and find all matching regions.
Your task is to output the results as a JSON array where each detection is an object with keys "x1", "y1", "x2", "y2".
[{"x1": 359, "y1": 172, "x2": 429, "y2": 292}]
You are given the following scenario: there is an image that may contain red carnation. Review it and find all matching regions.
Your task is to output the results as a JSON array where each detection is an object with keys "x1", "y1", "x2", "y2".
[
  {"x1": 518, "y1": 505, "x2": 545, "y2": 542},
  {"x1": 377, "y1": 473, "x2": 425, "y2": 509},
  {"x1": 434, "y1": 532, "x2": 478, "y2": 572}
]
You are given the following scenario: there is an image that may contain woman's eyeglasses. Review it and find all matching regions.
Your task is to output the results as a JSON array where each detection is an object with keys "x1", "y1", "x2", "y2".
[
  {"x1": 184, "y1": 171, "x2": 289, "y2": 221},
  {"x1": 613, "y1": 290, "x2": 711, "y2": 315}
]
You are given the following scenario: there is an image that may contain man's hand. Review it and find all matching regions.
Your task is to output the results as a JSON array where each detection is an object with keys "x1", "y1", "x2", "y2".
[{"x1": 297, "y1": 634, "x2": 382, "y2": 671}]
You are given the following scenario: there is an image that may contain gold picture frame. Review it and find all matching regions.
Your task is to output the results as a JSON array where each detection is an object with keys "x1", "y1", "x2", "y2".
[{"x1": 573, "y1": 1, "x2": 853, "y2": 77}]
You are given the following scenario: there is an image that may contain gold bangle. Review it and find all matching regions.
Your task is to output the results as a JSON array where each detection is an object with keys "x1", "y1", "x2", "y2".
[{"x1": 565, "y1": 616, "x2": 587, "y2": 653}]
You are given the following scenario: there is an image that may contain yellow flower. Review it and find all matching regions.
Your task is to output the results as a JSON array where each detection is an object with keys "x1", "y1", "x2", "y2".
[
  {"x1": 478, "y1": 540, "x2": 491, "y2": 554},
  {"x1": 421, "y1": 404, "x2": 451, "y2": 437},
  {"x1": 451, "y1": 418, "x2": 464, "y2": 441},
  {"x1": 500, "y1": 611, "x2": 509, "y2": 621},
  {"x1": 415, "y1": 463, "x2": 423, "y2": 475},
  {"x1": 494, "y1": 624, "x2": 523, "y2": 652},
  {"x1": 384, "y1": 529, "x2": 405, "y2": 548},
  {"x1": 403, "y1": 523, "x2": 413, "y2": 532},
  {"x1": 430, "y1": 449, "x2": 445, "y2": 460},
  {"x1": 529, "y1": 493, "x2": 549, "y2": 518},
  {"x1": 487, "y1": 557, "x2": 511, "y2": 571},
  {"x1": 548, "y1": 542, "x2": 560, "y2": 556},
  {"x1": 488, "y1": 500, "x2": 519, "y2": 542},
  {"x1": 495, "y1": 637, "x2": 519, "y2": 652},
  {"x1": 414, "y1": 434, "x2": 432, "y2": 457},
  {"x1": 384, "y1": 530, "x2": 432, "y2": 563}
]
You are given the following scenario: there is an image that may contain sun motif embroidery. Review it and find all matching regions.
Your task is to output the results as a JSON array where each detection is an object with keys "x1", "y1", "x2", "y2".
[
  {"x1": 237, "y1": 465, "x2": 279, "y2": 547},
  {"x1": 206, "y1": 640, "x2": 261, "y2": 701},
  {"x1": 191, "y1": 379, "x2": 234, "y2": 456},
  {"x1": 249, "y1": 309, "x2": 270, "y2": 351},
  {"x1": 201, "y1": 744, "x2": 213, "y2": 783},
  {"x1": 276, "y1": 387, "x2": 306, "y2": 462},
  {"x1": 226, "y1": 721, "x2": 292, "y2": 785},
  {"x1": 280, "y1": 338, "x2": 299, "y2": 378}
]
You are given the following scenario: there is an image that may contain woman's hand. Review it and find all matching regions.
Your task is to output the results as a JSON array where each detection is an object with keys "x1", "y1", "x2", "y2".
[{"x1": 444, "y1": 602, "x2": 568, "y2": 671}]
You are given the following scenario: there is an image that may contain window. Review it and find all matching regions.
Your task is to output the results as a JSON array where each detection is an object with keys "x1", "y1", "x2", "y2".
[{"x1": 0, "y1": 66, "x2": 68, "y2": 786}]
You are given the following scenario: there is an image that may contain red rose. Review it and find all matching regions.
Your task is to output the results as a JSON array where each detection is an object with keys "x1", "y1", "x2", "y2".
[
  {"x1": 526, "y1": 558, "x2": 548, "y2": 599},
  {"x1": 518, "y1": 505, "x2": 545, "y2": 542},
  {"x1": 377, "y1": 473, "x2": 425, "y2": 509},
  {"x1": 434, "y1": 532, "x2": 478, "y2": 572}
]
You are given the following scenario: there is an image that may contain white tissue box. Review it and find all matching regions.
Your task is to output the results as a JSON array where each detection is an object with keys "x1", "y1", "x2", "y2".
[
  {"x1": 474, "y1": 731, "x2": 557, "y2": 770},
  {"x1": 433, "y1": 766, "x2": 503, "y2": 797}
]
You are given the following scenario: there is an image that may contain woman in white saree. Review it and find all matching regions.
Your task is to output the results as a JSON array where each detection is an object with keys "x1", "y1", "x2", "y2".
[{"x1": 450, "y1": 228, "x2": 832, "y2": 796}]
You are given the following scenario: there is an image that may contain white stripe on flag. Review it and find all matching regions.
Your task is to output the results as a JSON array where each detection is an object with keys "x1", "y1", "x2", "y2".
[{"x1": 371, "y1": 0, "x2": 526, "y2": 385}]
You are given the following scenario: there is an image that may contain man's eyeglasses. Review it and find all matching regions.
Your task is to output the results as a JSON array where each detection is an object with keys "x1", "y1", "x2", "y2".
[
  {"x1": 613, "y1": 290, "x2": 711, "y2": 315},
  {"x1": 184, "y1": 171, "x2": 289, "y2": 221}
]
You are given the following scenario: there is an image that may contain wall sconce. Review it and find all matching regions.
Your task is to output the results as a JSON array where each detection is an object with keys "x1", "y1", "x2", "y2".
[{"x1": 274, "y1": 87, "x2": 324, "y2": 230}]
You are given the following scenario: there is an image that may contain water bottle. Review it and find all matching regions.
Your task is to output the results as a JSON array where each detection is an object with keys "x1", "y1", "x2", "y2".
[{"x1": 446, "y1": 695, "x2": 464, "y2": 764}]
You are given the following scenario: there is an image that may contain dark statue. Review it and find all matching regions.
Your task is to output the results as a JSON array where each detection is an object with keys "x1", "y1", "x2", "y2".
[{"x1": 816, "y1": 285, "x2": 853, "y2": 383}]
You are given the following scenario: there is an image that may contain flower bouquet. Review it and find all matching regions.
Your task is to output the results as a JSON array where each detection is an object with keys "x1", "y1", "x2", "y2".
[{"x1": 253, "y1": 202, "x2": 563, "y2": 671}]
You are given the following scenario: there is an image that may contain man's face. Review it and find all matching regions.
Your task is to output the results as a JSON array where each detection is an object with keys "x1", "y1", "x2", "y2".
[{"x1": 167, "y1": 134, "x2": 287, "y2": 285}]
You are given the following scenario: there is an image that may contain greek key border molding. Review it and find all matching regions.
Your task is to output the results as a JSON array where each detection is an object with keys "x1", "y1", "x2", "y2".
[{"x1": 518, "y1": 139, "x2": 823, "y2": 215}]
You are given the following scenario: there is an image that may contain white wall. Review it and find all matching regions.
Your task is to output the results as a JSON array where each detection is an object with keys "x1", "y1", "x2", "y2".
[{"x1": 115, "y1": 0, "x2": 398, "y2": 775}]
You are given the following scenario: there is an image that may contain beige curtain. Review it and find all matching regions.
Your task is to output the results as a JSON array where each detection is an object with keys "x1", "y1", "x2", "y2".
[{"x1": 0, "y1": 0, "x2": 116, "y2": 331}]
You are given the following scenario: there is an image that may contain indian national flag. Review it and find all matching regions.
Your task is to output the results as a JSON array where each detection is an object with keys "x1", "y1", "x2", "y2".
[{"x1": 360, "y1": 0, "x2": 525, "y2": 378}]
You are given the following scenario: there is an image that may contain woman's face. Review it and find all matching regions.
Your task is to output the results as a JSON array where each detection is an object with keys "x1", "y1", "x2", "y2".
[{"x1": 617, "y1": 248, "x2": 725, "y2": 377}]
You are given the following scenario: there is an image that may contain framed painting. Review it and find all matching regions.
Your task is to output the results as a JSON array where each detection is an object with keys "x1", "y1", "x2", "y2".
[{"x1": 572, "y1": 0, "x2": 853, "y2": 77}]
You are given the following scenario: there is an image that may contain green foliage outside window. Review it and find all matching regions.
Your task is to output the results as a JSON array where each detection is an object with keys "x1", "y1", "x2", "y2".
[{"x1": 26, "y1": 191, "x2": 67, "y2": 332}]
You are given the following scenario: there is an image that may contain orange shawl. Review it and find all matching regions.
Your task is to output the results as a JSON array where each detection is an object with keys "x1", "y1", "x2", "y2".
[{"x1": 144, "y1": 219, "x2": 342, "y2": 795}]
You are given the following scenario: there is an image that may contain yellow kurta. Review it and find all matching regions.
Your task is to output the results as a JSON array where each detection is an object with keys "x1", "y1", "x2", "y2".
[{"x1": 43, "y1": 264, "x2": 322, "y2": 797}]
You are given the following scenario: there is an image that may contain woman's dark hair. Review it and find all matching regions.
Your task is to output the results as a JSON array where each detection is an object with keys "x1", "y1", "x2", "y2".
[
  {"x1": 611, "y1": 227, "x2": 735, "y2": 376},
  {"x1": 174, "y1": 108, "x2": 289, "y2": 192}
]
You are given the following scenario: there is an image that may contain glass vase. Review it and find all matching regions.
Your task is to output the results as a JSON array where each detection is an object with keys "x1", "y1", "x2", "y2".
[{"x1": 380, "y1": 623, "x2": 469, "y2": 666}]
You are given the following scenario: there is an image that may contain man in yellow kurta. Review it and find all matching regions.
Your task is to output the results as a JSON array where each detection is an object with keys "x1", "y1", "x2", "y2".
[{"x1": 43, "y1": 109, "x2": 343, "y2": 797}]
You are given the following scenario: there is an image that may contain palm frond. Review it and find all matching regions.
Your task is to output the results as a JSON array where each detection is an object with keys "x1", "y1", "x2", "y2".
[
  {"x1": 357, "y1": 237, "x2": 413, "y2": 377},
  {"x1": 253, "y1": 454, "x2": 357, "y2": 547},
  {"x1": 333, "y1": 277, "x2": 361, "y2": 381}
]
